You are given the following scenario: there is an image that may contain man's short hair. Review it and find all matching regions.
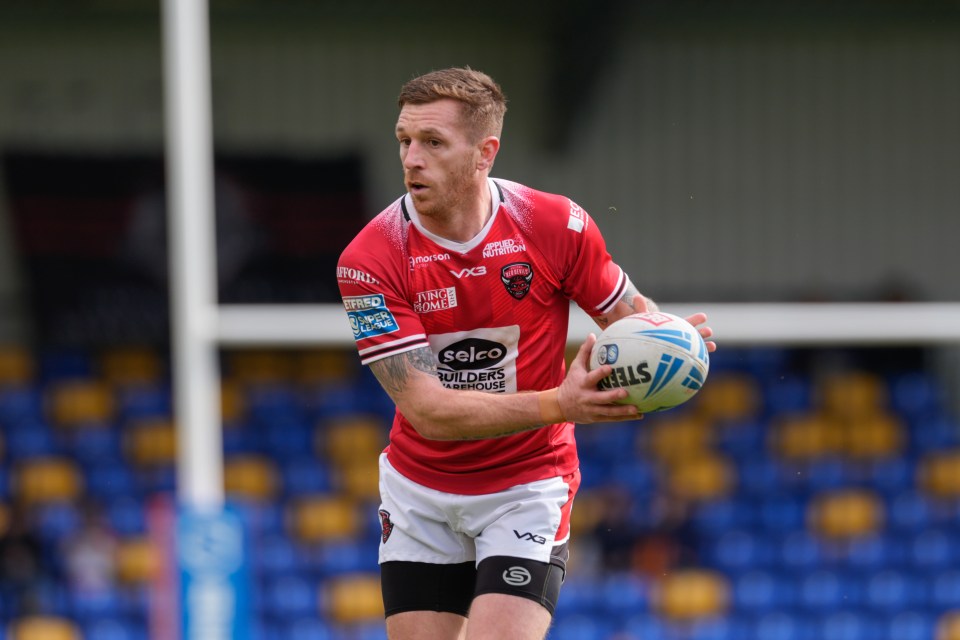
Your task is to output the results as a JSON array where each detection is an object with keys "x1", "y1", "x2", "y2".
[{"x1": 398, "y1": 67, "x2": 507, "y2": 142}]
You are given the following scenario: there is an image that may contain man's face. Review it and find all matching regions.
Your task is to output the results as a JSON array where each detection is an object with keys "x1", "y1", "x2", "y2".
[{"x1": 396, "y1": 98, "x2": 482, "y2": 220}]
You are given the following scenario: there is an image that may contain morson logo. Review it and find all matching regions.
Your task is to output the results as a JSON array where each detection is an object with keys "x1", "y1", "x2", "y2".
[{"x1": 438, "y1": 338, "x2": 507, "y2": 371}]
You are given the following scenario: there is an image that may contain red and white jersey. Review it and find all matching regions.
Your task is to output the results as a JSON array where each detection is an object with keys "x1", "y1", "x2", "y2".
[{"x1": 337, "y1": 178, "x2": 627, "y2": 494}]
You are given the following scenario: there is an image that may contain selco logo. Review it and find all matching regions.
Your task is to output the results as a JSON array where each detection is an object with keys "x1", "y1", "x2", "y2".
[{"x1": 438, "y1": 338, "x2": 507, "y2": 371}]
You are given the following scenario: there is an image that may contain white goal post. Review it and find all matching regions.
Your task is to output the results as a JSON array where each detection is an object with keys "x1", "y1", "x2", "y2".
[{"x1": 216, "y1": 302, "x2": 960, "y2": 347}]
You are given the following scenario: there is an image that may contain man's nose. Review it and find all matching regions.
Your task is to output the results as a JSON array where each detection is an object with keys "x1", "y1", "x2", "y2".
[{"x1": 403, "y1": 141, "x2": 424, "y2": 169}]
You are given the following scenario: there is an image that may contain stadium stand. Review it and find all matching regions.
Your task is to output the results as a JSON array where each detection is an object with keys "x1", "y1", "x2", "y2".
[{"x1": 1, "y1": 344, "x2": 960, "y2": 640}]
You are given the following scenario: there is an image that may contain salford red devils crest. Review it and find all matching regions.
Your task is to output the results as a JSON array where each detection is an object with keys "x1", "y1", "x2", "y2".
[
  {"x1": 378, "y1": 509, "x2": 394, "y2": 543},
  {"x1": 501, "y1": 262, "x2": 533, "y2": 300}
]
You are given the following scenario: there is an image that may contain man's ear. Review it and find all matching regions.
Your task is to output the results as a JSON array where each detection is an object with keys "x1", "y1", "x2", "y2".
[{"x1": 477, "y1": 136, "x2": 500, "y2": 172}]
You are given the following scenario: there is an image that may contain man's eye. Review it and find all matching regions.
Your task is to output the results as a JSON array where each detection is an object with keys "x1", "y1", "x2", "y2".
[{"x1": 428, "y1": 139, "x2": 442, "y2": 148}]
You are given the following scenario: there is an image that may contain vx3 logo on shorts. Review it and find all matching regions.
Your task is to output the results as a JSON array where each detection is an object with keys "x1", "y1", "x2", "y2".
[
  {"x1": 502, "y1": 566, "x2": 533, "y2": 587},
  {"x1": 513, "y1": 529, "x2": 547, "y2": 545}
]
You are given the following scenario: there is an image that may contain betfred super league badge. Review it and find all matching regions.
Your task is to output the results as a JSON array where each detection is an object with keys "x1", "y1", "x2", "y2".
[{"x1": 501, "y1": 262, "x2": 533, "y2": 300}]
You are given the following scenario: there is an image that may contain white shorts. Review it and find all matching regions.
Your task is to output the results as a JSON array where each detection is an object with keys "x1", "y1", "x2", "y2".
[{"x1": 377, "y1": 453, "x2": 579, "y2": 566}]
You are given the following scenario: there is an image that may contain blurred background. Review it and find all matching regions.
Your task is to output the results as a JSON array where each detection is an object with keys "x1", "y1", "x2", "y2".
[{"x1": 0, "y1": 1, "x2": 959, "y2": 639}]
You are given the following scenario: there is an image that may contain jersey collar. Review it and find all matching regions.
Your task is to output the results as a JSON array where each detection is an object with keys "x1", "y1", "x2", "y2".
[{"x1": 401, "y1": 178, "x2": 503, "y2": 254}]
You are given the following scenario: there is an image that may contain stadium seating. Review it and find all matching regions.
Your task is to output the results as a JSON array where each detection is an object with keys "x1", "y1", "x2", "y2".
[{"x1": 1, "y1": 344, "x2": 960, "y2": 640}]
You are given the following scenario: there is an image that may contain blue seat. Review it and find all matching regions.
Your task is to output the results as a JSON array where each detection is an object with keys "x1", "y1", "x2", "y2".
[
  {"x1": 910, "y1": 416, "x2": 960, "y2": 452},
  {"x1": 844, "y1": 534, "x2": 906, "y2": 571},
  {"x1": 555, "y1": 576, "x2": 604, "y2": 616},
  {"x1": 116, "y1": 385, "x2": 171, "y2": 420},
  {"x1": 692, "y1": 497, "x2": 755, "y2": 533},
  {"x1": 758, "y1": 495, "x2": 807, "y2": 531},
  {"x1": 4, "y1": 420, "x2": 58, "y2": 457},
  {"x1": 34, "y1": 501, "x2": 82, "y2": 541},
  {"x1": 313, "y1": 540, "x2": 377, "y2": 576},
  {"x1": 106, "y1": 497, "x2": 147, "y2": 536},
  {"x1": 932, "y1": 569, "x2": 960, "y2": 608},
  {"x1": 81, "y1": 617, "x2": 146, "y2": 640},
  {"x1": 254, "y1": 534, "x2": 298, "y2": 576},
  {"x1": 71, "y1": 587, "x2": 125, "y2": 621},
  {"x1": 37, "y1": 349, "x2": 94, "y2": 382},
  {"x1": 0, "y1": 387, "x2": 45, "y2": 422},
  {"x1": 347, "y1": 621, "x2": 390, "y2": 640},
  {"x1": 264, "y1": 576, "x2": 316, "y2": 617},
  {"x1": 281, "y1": 617, "x2": 332, "y2": 640},
  {"x1": 762, "y1": 374, "x2": 812, "y2": 414},
  {"x1": 886, "y1": 491, "x2": 934, "y2": 533},
  {"x1": 616, "y1": 613, "x2": 670, "y2": 640},
  {"x1": 281, "y1": 457, "x2": 333, "y2": 495},
  {"x1": 818, "y1": 611, "x2": 884, "y2": 640},
  {"x1": 908, "y1": 529, "x2": 956, "y2": 568},
  {"x1": 255, "y1": 416, "x2": 314, "y2": 458},
  {"x1": 687, "y1": 617, "x2": 752, "y2": 640},
  {"x1": 732, "y1": 570, "x2": 796, "y2": 612},
  {"x1": 864, "y1": 570, "x2": 929, "y2": 611},
  {"x1": 889, "y1": 372, "x2": 943, "y2": 419},
  {"x1": 750, "y1": 612, "x2": 816, "y2": 640},
  {"x1": 778, "y1": 531, "x2": 823, "y2": 571},
  {"x1": 865, "y1": 457, "x2": 914, "y2": 494},
  {"x1": 68, "y1": 427, "x2": 123, "y2": 464},
  {"x1": 797, "y1": 571, "x2": 863, "y2": 612},
  {"x1": 548, "y1": 614, "x2": 616, "y2": 640},
  {"x1": 883, "y1": 610, "x2": 937, "y2": 640},
  {"x1": 706, "y1": 530, "x2": 774, "y2": 571},
  {"x1": 737, "y1": 458, "x2": 784, "y2": 496},
  {"x1": 599, "y1": 571, "x2": 650, "y2": 615}
]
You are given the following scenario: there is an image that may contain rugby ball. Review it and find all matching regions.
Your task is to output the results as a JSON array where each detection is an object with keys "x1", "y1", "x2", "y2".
[{"x1": 589, "y1": 312, "x2": 709, "y2": 413}]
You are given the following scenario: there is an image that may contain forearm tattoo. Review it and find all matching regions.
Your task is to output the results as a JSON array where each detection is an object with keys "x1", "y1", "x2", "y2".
[{"x1": 370, "y1": 346, "x2": 437, "y2": 395}]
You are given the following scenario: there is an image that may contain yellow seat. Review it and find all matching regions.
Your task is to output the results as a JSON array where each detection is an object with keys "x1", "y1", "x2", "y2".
[
  {"x1": 919, "y1": 450, "x2": 960, "y2": 499},
  {"x1": 226, "y1": 349, "x2": 295, "y2": 385},
  {"x1": 842, "y1": 412, "x2": 905, "y2": 459},
  {"x1": 336, "y1": 458, "x2": 381, "y2": 502},
  {"x1": 220, "y1": 378, "x2": 247, "y2": 425},
  {"x1": 296, "y1": 348, "x2": 359, "y2": 385},
  {"x1": 642, "y1": 415, "x2": 712, "y2": 465},
  {"x1": 224, "y1": 455, "x2": 280, "y2": 501},
  {"x1": 9, "y1": 616, "x2": 80, "y2": 640},
  {"x1": 809, "y1": 489, "x2": 884, "y2": 540},
  {"x1": 290, "y1": 495, "x2": 359, "y2": 543},
  {"x1": 771, "y1": 412, "x2": 844, "y2": 461},
  {"x1": 819, "y1": 371, "x2": 887, "y2": 419},
  {"x1": 115, "y1": 537, "x2": 159, "y2": 584},
  {"x1": 666, "y1": 452, "x2": 736, "y2": 501},
  {"x1": 322, "y1": 573, "x2": 384, "y2": 623},
  {"x1": 938, "y1": 610, "x2": 960, "y2": 640},
  {"x1": 125, "y1": 418, "x2": 178, "y2": 466},
  {"x1": 653, "y1": 569, "x2": 730, "y2": 620},
  {"x1": 100, "y1": 346, "x2": 163, "y2": 387},
  {"x1": 48, "y1": 379, "x2": 115, "y2": 426},
  {"x1": 0, "y1": 345, "x2": 34, "y2": 385},
  {"x1": 691, "y1": 372, "x2": 761, "y2": 422},
  {"x1": 14, "y1": 457, "x2": 83, "y2": 504},
  {"x1": 321, "y1": 415, "x2": 387, "y2": 467}
]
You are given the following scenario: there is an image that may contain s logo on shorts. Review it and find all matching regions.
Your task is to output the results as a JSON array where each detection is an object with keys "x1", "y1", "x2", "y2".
[{"x1": 502, "y1": 566, "x2": 532, "y2": 587}]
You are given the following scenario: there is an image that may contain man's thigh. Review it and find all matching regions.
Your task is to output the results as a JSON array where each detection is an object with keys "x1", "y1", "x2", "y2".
[{"x1": 466, "y1": 593, "x2": 552, "y2": 640}]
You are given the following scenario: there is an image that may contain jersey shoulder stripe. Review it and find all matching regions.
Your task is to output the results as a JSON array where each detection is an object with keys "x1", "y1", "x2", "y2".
[{"x1": 358, "y1": 334, "x2": 429, "y2": 365}]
